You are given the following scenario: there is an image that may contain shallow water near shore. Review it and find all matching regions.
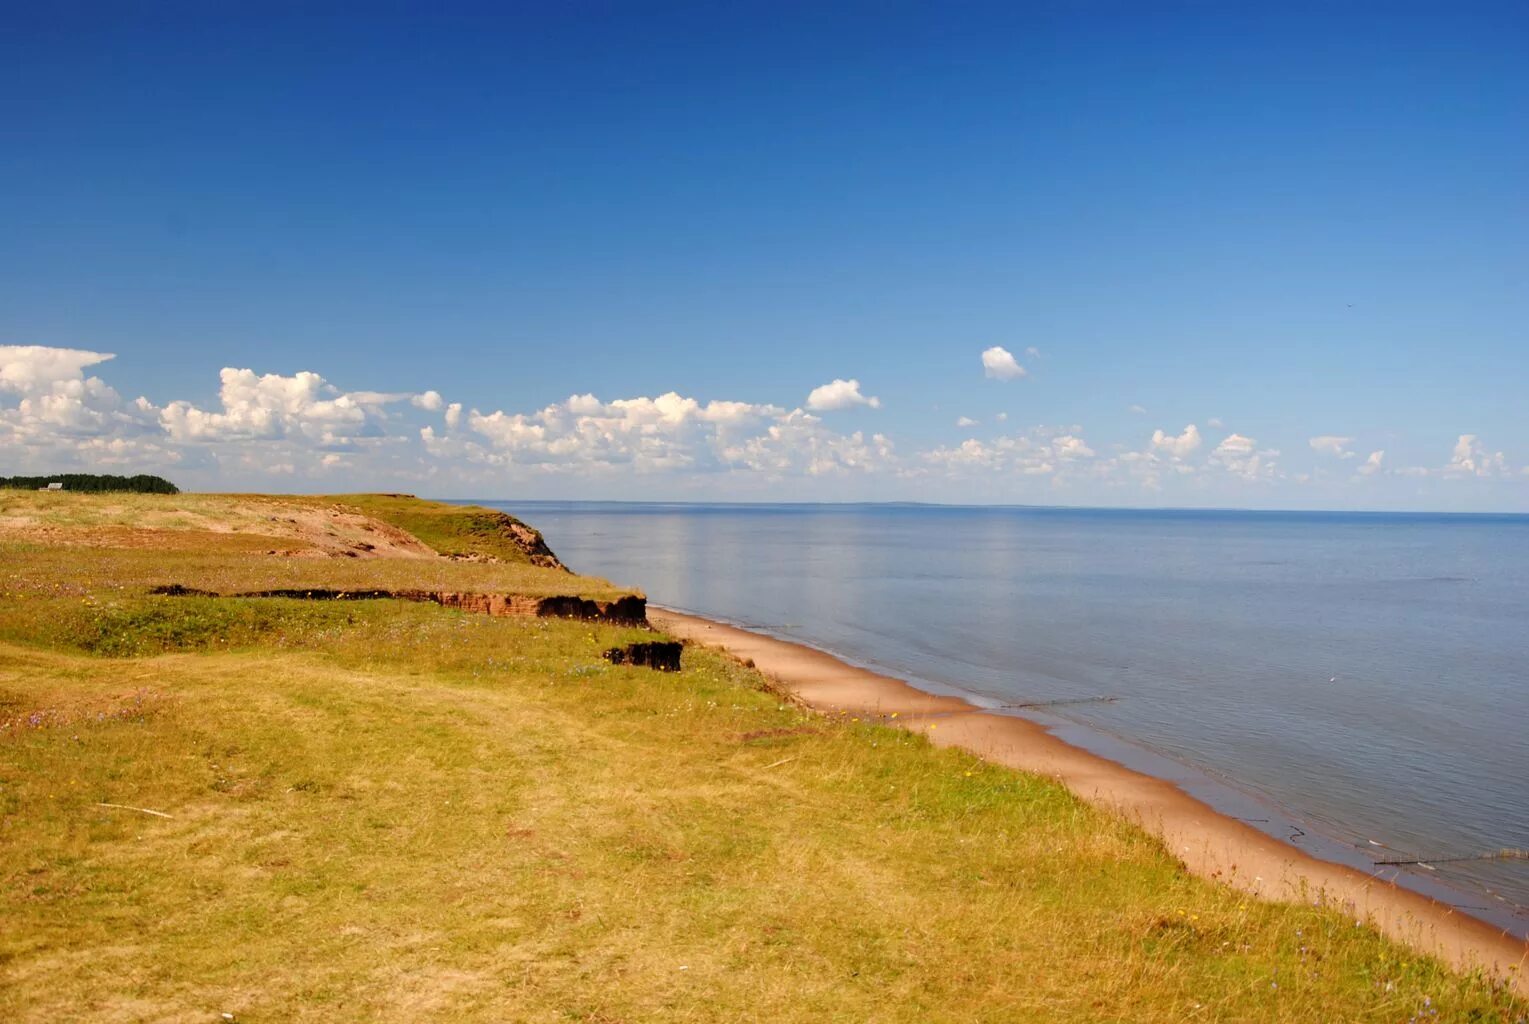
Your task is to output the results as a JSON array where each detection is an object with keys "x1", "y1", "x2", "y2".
[{"x1": 483, "y1": 501, "x2": 1529, "y2": 931}]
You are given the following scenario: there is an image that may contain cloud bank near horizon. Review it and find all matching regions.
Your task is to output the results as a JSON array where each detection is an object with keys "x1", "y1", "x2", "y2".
[{"x1": 1, "y1": 345, "x2": 1522, "y2": 507}]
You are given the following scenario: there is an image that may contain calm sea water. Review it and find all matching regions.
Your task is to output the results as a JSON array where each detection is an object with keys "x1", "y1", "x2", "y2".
[{"x1": 484, "y1": 501, "x2": 1529, "y2": 922}]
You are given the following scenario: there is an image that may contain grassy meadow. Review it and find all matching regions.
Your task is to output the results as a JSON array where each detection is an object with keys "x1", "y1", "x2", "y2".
[{"x1": 0, "y1": 492, "x2": 1523, "y2": 1022}]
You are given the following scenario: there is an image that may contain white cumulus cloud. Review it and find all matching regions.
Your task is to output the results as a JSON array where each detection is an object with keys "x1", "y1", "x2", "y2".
[
  {"x1": 1053, "y1": 435, "x2": 1095, "y2": 459},
  {"x1": 0, "y1": 345, "x2": 116, "y2": 393},
  {"x1": 0, "y1": 345, "x2": 161, "y2": 463},
  {"x1": 981, "y1": 346, "x2": 1026, "y2": 380},
  {"x1": 1216, "y1": 433, "x2": 1255, "y2": 456},
  {"x1": 805, "y1": 378, "x2": 881, "y2": 411},
  {"x1": 442, "y1": 391, "x2": 900, "y2": 479},
  {"x1": 11, "y1": 344, "x2": 1524, "y2": 502},
  {"x1": 922, "y1": 427, "x2": 1095, "y2": 477},
  {"x1": 1150, "y1": 424, "x2": 1202, "y2": 459},
  {"x1": 159, "y1": 368, "x2": 397, "y2": 445},
  {"x1": 1446, "y1": 434, "x2": 1506, "y2": 477},
  {"x1": 1210, "y1": 433, "x2": 1278, "y2": 481}
]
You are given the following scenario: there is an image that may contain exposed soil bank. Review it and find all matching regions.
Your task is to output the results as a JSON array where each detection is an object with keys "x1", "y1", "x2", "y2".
[
  {"x1": 150, "y1": 585, "x2": 647, "y2": 625},
  {"x1": 650, "y1": 607, "x2": 1529, "y2": 995},
  {"x1": 410, "y1": 591, "x2": 645, "y2": 624},
  {"x1": 603, "y1": 640, "x2": 683, "y2": 671}
]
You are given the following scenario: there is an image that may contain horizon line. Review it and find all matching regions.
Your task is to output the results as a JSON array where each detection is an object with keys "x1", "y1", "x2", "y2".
[{"x1": 436, "y1": 496, "x2": 1529, "y2": 519}]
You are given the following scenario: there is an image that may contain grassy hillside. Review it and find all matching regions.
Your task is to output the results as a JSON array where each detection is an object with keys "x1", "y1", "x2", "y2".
[
  {"x1": 297, "y1": 494, "x2": 566, "y2": 568},
  {"x1": 0, "y1": 491, "x2": 626, "y2": 602},
  {"x1": 0, "y1": 494, "x2": 1522, "y2": 1021}
]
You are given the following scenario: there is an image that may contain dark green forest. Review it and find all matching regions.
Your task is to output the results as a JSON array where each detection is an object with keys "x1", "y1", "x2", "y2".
[{"x1": 0, "y1": 473, "x2": 180, "y2": 494}]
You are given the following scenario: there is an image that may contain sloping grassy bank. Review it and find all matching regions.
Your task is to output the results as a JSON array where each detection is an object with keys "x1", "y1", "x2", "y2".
[
  {"x1": 0, "y1": 497, "x2": 1523, "y2": 1021},
  {"x1": 0, "y1": 491, "x2": 627, "y2": 601},
  {"x1": 292, "y1": 493, "x2": 567, "y2": 568}
]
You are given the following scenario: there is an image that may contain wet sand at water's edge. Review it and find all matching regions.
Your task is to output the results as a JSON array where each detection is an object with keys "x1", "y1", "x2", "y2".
[{"x1": 649, "y1": 607, "x2": 1529, "y2": 995}]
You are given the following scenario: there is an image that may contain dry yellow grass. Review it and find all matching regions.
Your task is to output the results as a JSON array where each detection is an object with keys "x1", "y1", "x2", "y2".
[
  {"x1": 0, "y1": 494, "x2": 1523, "y2": 1022},
  {"x1": 0, "y1": 490, "x2": 630, "y2": 601}
]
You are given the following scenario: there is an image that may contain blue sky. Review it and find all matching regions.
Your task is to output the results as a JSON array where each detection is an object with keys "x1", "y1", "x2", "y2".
[{"x1": 2, "y1": 2, "x2": 1526, "y2": 509}]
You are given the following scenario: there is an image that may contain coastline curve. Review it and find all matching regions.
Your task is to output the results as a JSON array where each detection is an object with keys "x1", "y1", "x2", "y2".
[{"x1": 649, "y1": 606, "x2": 1529, "y2": 995}]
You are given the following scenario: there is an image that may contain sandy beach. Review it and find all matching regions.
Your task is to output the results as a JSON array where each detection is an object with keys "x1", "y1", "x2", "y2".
[{"x1": 650, "y1": 606, "x2": 1529, "y2": 995}]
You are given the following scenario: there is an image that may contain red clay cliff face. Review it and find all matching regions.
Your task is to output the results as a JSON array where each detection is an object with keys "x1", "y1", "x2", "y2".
[
  {"x1": 502, "y1": 520, "x2": 566, "y2": 571},
  {"x1": 164, "y1": 586, "x2": 648, "y2": 625},
  {"x1": 425, "y1": 591, "x2": 646, "y2": 624}
]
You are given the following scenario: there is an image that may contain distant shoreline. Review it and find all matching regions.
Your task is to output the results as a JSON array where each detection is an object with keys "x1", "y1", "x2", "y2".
[
  {"x1": 470, "y1": 497, "x2": 1529, "y2": 520},
  {"x1": 650, "y1": 606, "x2": 1529, "y2": 994}
]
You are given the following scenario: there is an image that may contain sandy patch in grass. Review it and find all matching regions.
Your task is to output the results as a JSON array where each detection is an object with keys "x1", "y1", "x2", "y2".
[{"x1": 0, "y1": 493, "x2": 439, "y2": 559}]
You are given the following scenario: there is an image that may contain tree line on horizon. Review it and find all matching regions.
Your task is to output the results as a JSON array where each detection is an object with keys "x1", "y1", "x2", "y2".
[{"x1": 0, "y1": 473, "x2": 180, "y2": 494}]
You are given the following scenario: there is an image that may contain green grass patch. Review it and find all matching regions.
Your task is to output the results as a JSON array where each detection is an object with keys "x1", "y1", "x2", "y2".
[
  {"x1": 0, "y1": 595, "x2": 362, "y2": 658},
  {"x1": 301, "y1": 493, "x2": 562, "y2": 565}
]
